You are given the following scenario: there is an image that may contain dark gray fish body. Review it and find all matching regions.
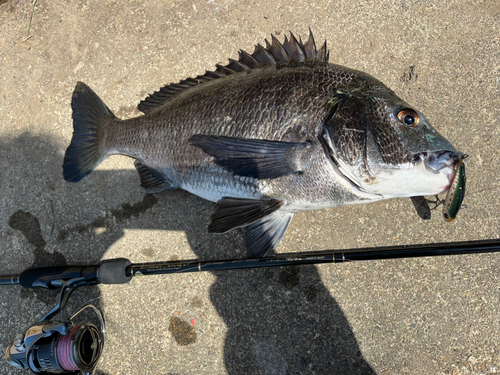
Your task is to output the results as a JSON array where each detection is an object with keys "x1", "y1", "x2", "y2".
[
  {"x1": 64, "y1": 32, "x2": 464, "y2": 257},
  {"x1": 104, "y1": 63, "x2": 367, "y2": 206}
]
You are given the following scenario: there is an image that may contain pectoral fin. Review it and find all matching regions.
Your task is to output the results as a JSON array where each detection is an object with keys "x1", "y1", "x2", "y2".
[
  {"x1": 190, "y1": 135, "x2": 309, "y2": 179},
  {"x1": 208, "y1": 197, "x2": 284, "y2": 233}
]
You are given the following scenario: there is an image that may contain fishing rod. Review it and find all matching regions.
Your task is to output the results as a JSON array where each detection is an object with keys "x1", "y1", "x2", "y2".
[{"x1": 2, "y1": 238, "x2": 500, "y2": 374}]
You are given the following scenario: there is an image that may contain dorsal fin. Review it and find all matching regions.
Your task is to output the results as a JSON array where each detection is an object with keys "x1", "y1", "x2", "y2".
[{"x1": 138, "y1": 30, "x2": 329, "y2": 114}]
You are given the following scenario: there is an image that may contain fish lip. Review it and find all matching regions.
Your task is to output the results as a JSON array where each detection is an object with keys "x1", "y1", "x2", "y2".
[{"x1": 417, "y1": 151, "x2": 466, "y2": 176}]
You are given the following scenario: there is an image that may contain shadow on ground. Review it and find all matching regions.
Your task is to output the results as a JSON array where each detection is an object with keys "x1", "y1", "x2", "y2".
[{"x1": 0, "y1": 133, "x2": 374, "y2": 374}]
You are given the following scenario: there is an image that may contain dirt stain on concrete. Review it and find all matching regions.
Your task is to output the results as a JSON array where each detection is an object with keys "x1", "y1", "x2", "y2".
[
  {"x1": 58, "y1": 194, "x2": 158, "y2": 241},
  {"x1": 111, "y1": 194, "x2": 158, "y2": 221},
  {"x1": 304, "y1": 285, "x2": 318, "y2": 301},
  {"x1": 168, "y1": 316, "x2": 197, "y2": 346},
  {"x1": 8, "y1": 210, "x2": 67, "y2": 268},
  {"x1": 9, "y1": 210, "x2": 46, "y2": 250},
  {"x1": 141, "y1": 247, "x2": 156, "y2": 257},
  {"x1": 279, "y1": 265, "x2": 300, "y2": 290},
  {"x1": 400, "y1": 64, "x2": 418, "y2": 83},
  {"x1": 8, "y1": 210, "x2": 67, "y2": 302},
  {"x1": 189, "y1": 296, "x2": 203, "y2": 308}
]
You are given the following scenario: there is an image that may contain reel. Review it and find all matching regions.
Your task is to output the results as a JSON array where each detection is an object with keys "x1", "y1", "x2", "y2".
[
  {"x1": 1, "y1": 258, "x2": 131, "y2": 374},
  {"x1": 5, "y1": 305, "x2": 104, "y2": 374}
]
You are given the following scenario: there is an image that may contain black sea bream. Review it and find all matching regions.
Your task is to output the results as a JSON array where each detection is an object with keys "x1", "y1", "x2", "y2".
[{"x1": 63, "y1": 31, "x2": 464, "y2": 257}]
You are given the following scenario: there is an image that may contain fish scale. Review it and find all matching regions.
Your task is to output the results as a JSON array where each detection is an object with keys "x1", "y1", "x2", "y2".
[{"x1": 64, "y1": 31, "x2": 463, "y2": 258}]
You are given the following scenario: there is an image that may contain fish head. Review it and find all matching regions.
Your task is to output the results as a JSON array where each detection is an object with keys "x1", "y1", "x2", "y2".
[{"x1": 322, "y1": 84, "x2": 464, "y2": 199}]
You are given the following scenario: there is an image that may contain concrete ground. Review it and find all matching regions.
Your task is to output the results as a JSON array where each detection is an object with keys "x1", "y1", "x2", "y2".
[{"x1": 1, "y1": 0, "x2": 499, "y2": 374}]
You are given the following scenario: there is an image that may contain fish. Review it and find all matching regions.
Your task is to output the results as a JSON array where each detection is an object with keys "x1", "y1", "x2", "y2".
[{"x1": 63, "y1": 31, "x2": 465, "y2": 258}]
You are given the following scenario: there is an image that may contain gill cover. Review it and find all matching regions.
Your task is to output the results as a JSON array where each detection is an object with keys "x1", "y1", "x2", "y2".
[{"x1": 322, "y1": 80, "x2": 458, "y2": 174}]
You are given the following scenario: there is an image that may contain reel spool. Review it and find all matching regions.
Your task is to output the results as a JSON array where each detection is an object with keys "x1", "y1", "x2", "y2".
[{"x1": 5, "y1": 305, "x2": 104, "y2": 375}]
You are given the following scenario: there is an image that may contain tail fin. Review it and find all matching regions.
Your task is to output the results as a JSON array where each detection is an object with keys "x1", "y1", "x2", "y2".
[{"x1": 63, "y1": 82, "x2": 117, "y2": 182}]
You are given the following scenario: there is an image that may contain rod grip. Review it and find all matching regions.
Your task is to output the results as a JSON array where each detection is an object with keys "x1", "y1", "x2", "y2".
[{"x1": 98, "y1": 258, "x2": 132, "y2": 284}]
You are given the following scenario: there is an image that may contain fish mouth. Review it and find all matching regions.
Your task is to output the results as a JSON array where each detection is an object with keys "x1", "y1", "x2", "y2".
[{"x1": 417, "y1": 151, "x2": 466, "y2": 177}]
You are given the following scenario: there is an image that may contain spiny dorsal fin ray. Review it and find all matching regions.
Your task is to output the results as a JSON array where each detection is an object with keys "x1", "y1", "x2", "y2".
[
  {"x1": 301, "y1": 29, "x2": 317, "y2": 62},
  {"x1": 267, "y1": 34, "x2": 290, "y2": 63},
  {"x1": 252, "y1": 43, "x2": 276, "y2": 65},
  {"x1": 238, "y1": 50, "x2": 261, "y2": 68},
  {"x1": 138, "y1": 30, "x2": 330, "y2": 114},
  {"x1": 283, "y1": 32, "x2": 306, "y2": 62}
]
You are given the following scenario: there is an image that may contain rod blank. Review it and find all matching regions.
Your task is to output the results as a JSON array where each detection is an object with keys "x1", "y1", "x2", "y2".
[
  {"x1": 0, "y1": 275, "x2": 20, "y2": 286},
  {"x1": 127, "y1": 239, "x2": 500, "y2": 277},
  {"x1": 2, "y1": 239, "x2": 499, "y2": 287}
]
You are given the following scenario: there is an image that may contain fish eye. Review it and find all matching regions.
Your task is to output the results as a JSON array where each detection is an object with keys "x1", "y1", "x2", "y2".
[{"x1": 397, "y1": 109, "x2": 420, "y2": 127}]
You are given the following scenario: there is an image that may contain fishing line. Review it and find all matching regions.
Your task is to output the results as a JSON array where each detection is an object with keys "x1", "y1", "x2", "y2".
[{"x1": 466, "y1": 184, "x2": 500, "y2": 196}]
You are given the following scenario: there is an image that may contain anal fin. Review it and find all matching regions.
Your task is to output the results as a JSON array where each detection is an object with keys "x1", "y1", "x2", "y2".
[
  {"x1": 134, "y1": 160, "x2": 174, "y2": 193},
  {"x1": 245, "y1": 211, "x2": 294, "y2": 258},
  {"x1": 208, "y1": 197, "x2": 284, "y2": 233}
]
